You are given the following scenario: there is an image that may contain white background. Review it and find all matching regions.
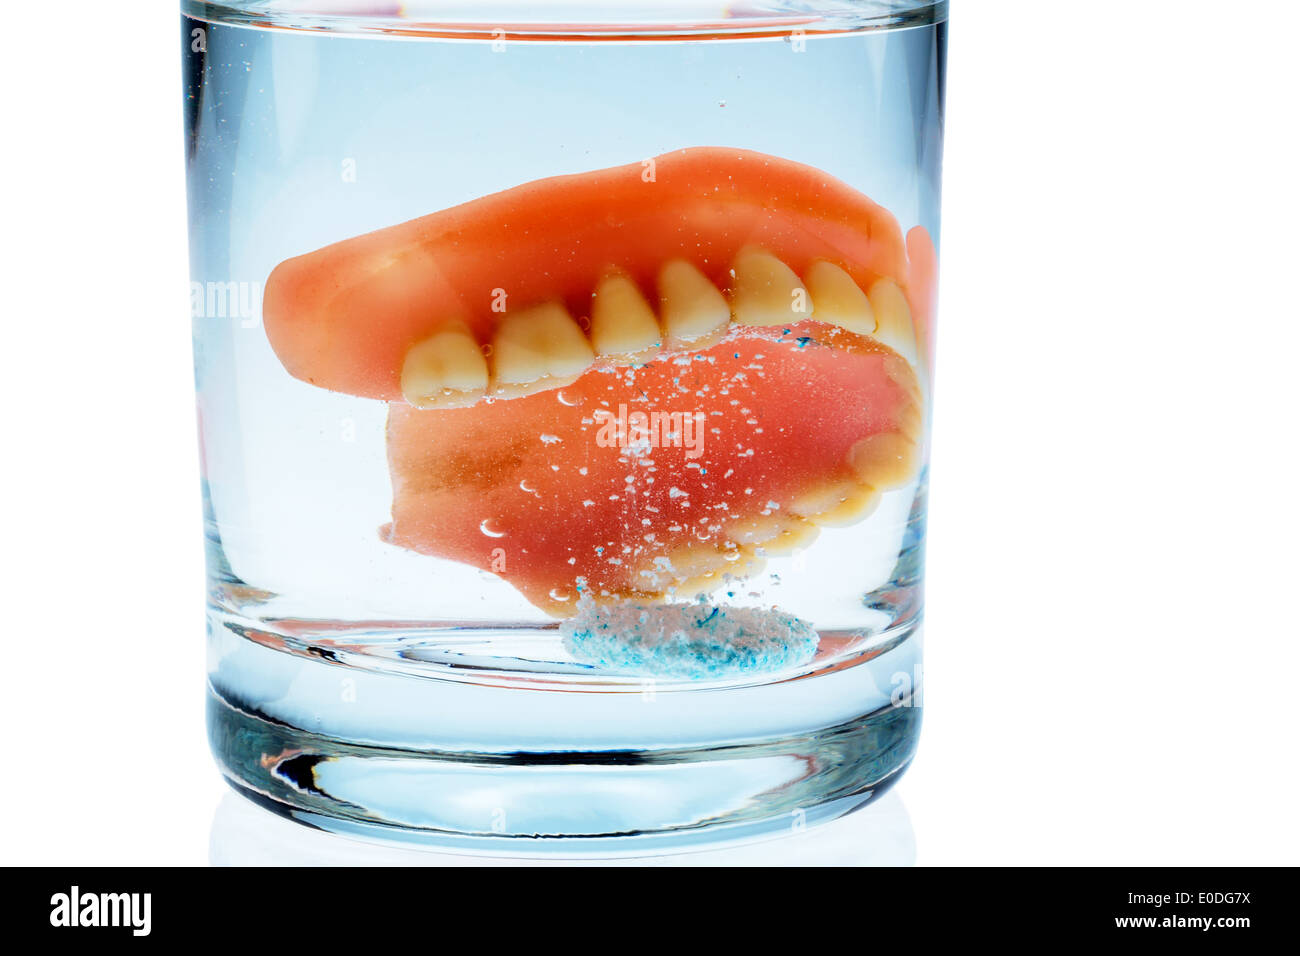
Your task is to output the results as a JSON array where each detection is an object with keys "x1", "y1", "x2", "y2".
[{"x1": 1, "y1": 0, "x2": 1297, "y2": 865}]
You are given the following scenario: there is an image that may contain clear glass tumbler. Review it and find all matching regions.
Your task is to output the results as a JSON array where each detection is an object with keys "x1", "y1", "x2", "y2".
[{"x1": 185, "y1": 0, "x2": 946, "y2": 851}]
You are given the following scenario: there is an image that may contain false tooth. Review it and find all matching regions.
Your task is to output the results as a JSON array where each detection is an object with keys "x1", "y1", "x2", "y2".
[
  {"x1": 657, "y1": 260, "x2": 731, "y2": 345},
  {"x1": 400, "y1": 321, "x2": 489, "y2": 408},
  {"x1": 590, "y1": 273, "x2": 662, "y2": 361},
  {"x1": 791, "y1": 481, "x2": 882, "y2": 527},
  {"x1": 804, "y1": 260, "x2": 876, "y2": 336},
  {"x1": 491, "y1": 302, "x2": 595, "y2": 385},
  {"x1": 752, "y1": 520, "x2": 820, "y2": 556},
  {"x1": 897, "y1": 402, "x2": 924, "y2": 442},
  {"x1": 866, "y1": 278, "x2": 919, "y2": 365},
  {"x1": 880, "y1": 350, "x2": 924, "y2": 408},
  {"x1": 721, "y1": 514, "x2": 820, "y2": 556},
  {"x1": 664, "y1": 544, "x2": 766, "y2": 593},
  {"x1": 724, "y1": 514, "x2": 793, "y2": 548},
  {"x1": 849, "y1": 432, "x2": 919, "y2": 490},
  {"x1": 731, "y1": 248, "x2": 813, "y2": 326}
]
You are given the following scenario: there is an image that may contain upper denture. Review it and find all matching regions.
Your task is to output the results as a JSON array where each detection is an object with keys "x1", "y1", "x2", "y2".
[{"x1": 262, "y1": 147, "x2": 929, "y2": 406}]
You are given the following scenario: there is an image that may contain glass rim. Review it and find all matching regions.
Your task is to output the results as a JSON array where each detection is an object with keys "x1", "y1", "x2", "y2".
[{"x1": 182, "y1": 0, "x2": 949, "y2": 40}]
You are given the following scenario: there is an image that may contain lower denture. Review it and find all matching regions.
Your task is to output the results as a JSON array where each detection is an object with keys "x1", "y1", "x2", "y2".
[{"x1": 383, "y1": 321, "x2": 921, "y2": 615}]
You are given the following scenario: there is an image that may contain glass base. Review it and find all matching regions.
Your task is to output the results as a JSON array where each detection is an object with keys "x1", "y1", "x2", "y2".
[
  {"x1": 209, "y1": 692, "x2": 917, "y2": 855},
  {"x1": 208, "y1": 598, "x2": 920, "y2": 853},
  {"x1": 209, "y1": 716, "x2": 923, "y2": 855}
]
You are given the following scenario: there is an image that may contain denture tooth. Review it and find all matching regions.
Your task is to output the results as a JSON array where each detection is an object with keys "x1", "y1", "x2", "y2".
[
  {"x1": 665, "y1": 545, "x2": 766, "y2": 594},
  {"x1": 866, "y1": 278, "x2": 918, "y2": 365},
  {"x1": 792, "y1": 481, "x2": 882, "y2": 527},
  {"x1": 491, "y1": 302, "x2": 595, "y2": 385},
  {"x1": 590, "y1": 272, "x2": 662, "y2": 361},
  {"x1": 804, "y1": 261, "x2": 875, "y2": 336},
  {"x1": 897, "y1": 402, "x2": 924, "y2": 442},
  {"x1": 789, "y1": 481, "x2": 854, "y2": 519},
  {"x1": 731, "y1": 248, "x2": 813, "y2": 326},
  {"x1": 849, "y1": 432, "x2": 919, "y2": 490},
  {"x1": 657, "y1": 260, "x2": 731, "y2": 345},
  {"x1": 881, "y1": 350, "x2": 924, "y2": 408},
  {"x1": 725, "y1": 515, "x2": 791, "y2": 548},
  {"x1": 818, "y1": 491, "x2": 882, "y2": 527},
  {"x1": 400, "y1": 321, "x2": 489, "y2": 408},
  {"x1": 719, "y1": 513, "x2": 820, "y2": 557},
  {"x1": 754, "y1": 520, "x2": 820, "y2": 556}
]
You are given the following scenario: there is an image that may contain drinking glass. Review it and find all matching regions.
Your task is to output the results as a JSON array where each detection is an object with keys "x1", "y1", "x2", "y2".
[{"x1": 185, "y1": 0, "x2": 947, "y2": 850}]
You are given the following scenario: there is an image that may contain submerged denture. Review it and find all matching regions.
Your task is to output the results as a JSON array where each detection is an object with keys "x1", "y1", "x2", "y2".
[
  {"x1": 262, "y1": 147, "x2": 937, "y2": 614},
  {"x1": 383, "y1": 322, "x2": 922, "y2": 615}
]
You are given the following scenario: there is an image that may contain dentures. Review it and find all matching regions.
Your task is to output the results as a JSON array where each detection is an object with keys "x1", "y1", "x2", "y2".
[
  {"x1": 384, "y1": 321, "x2": 921, "y2": 613},
  {"x1": 262, "y1": 147, "x2": 937, "y2": 615}
]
